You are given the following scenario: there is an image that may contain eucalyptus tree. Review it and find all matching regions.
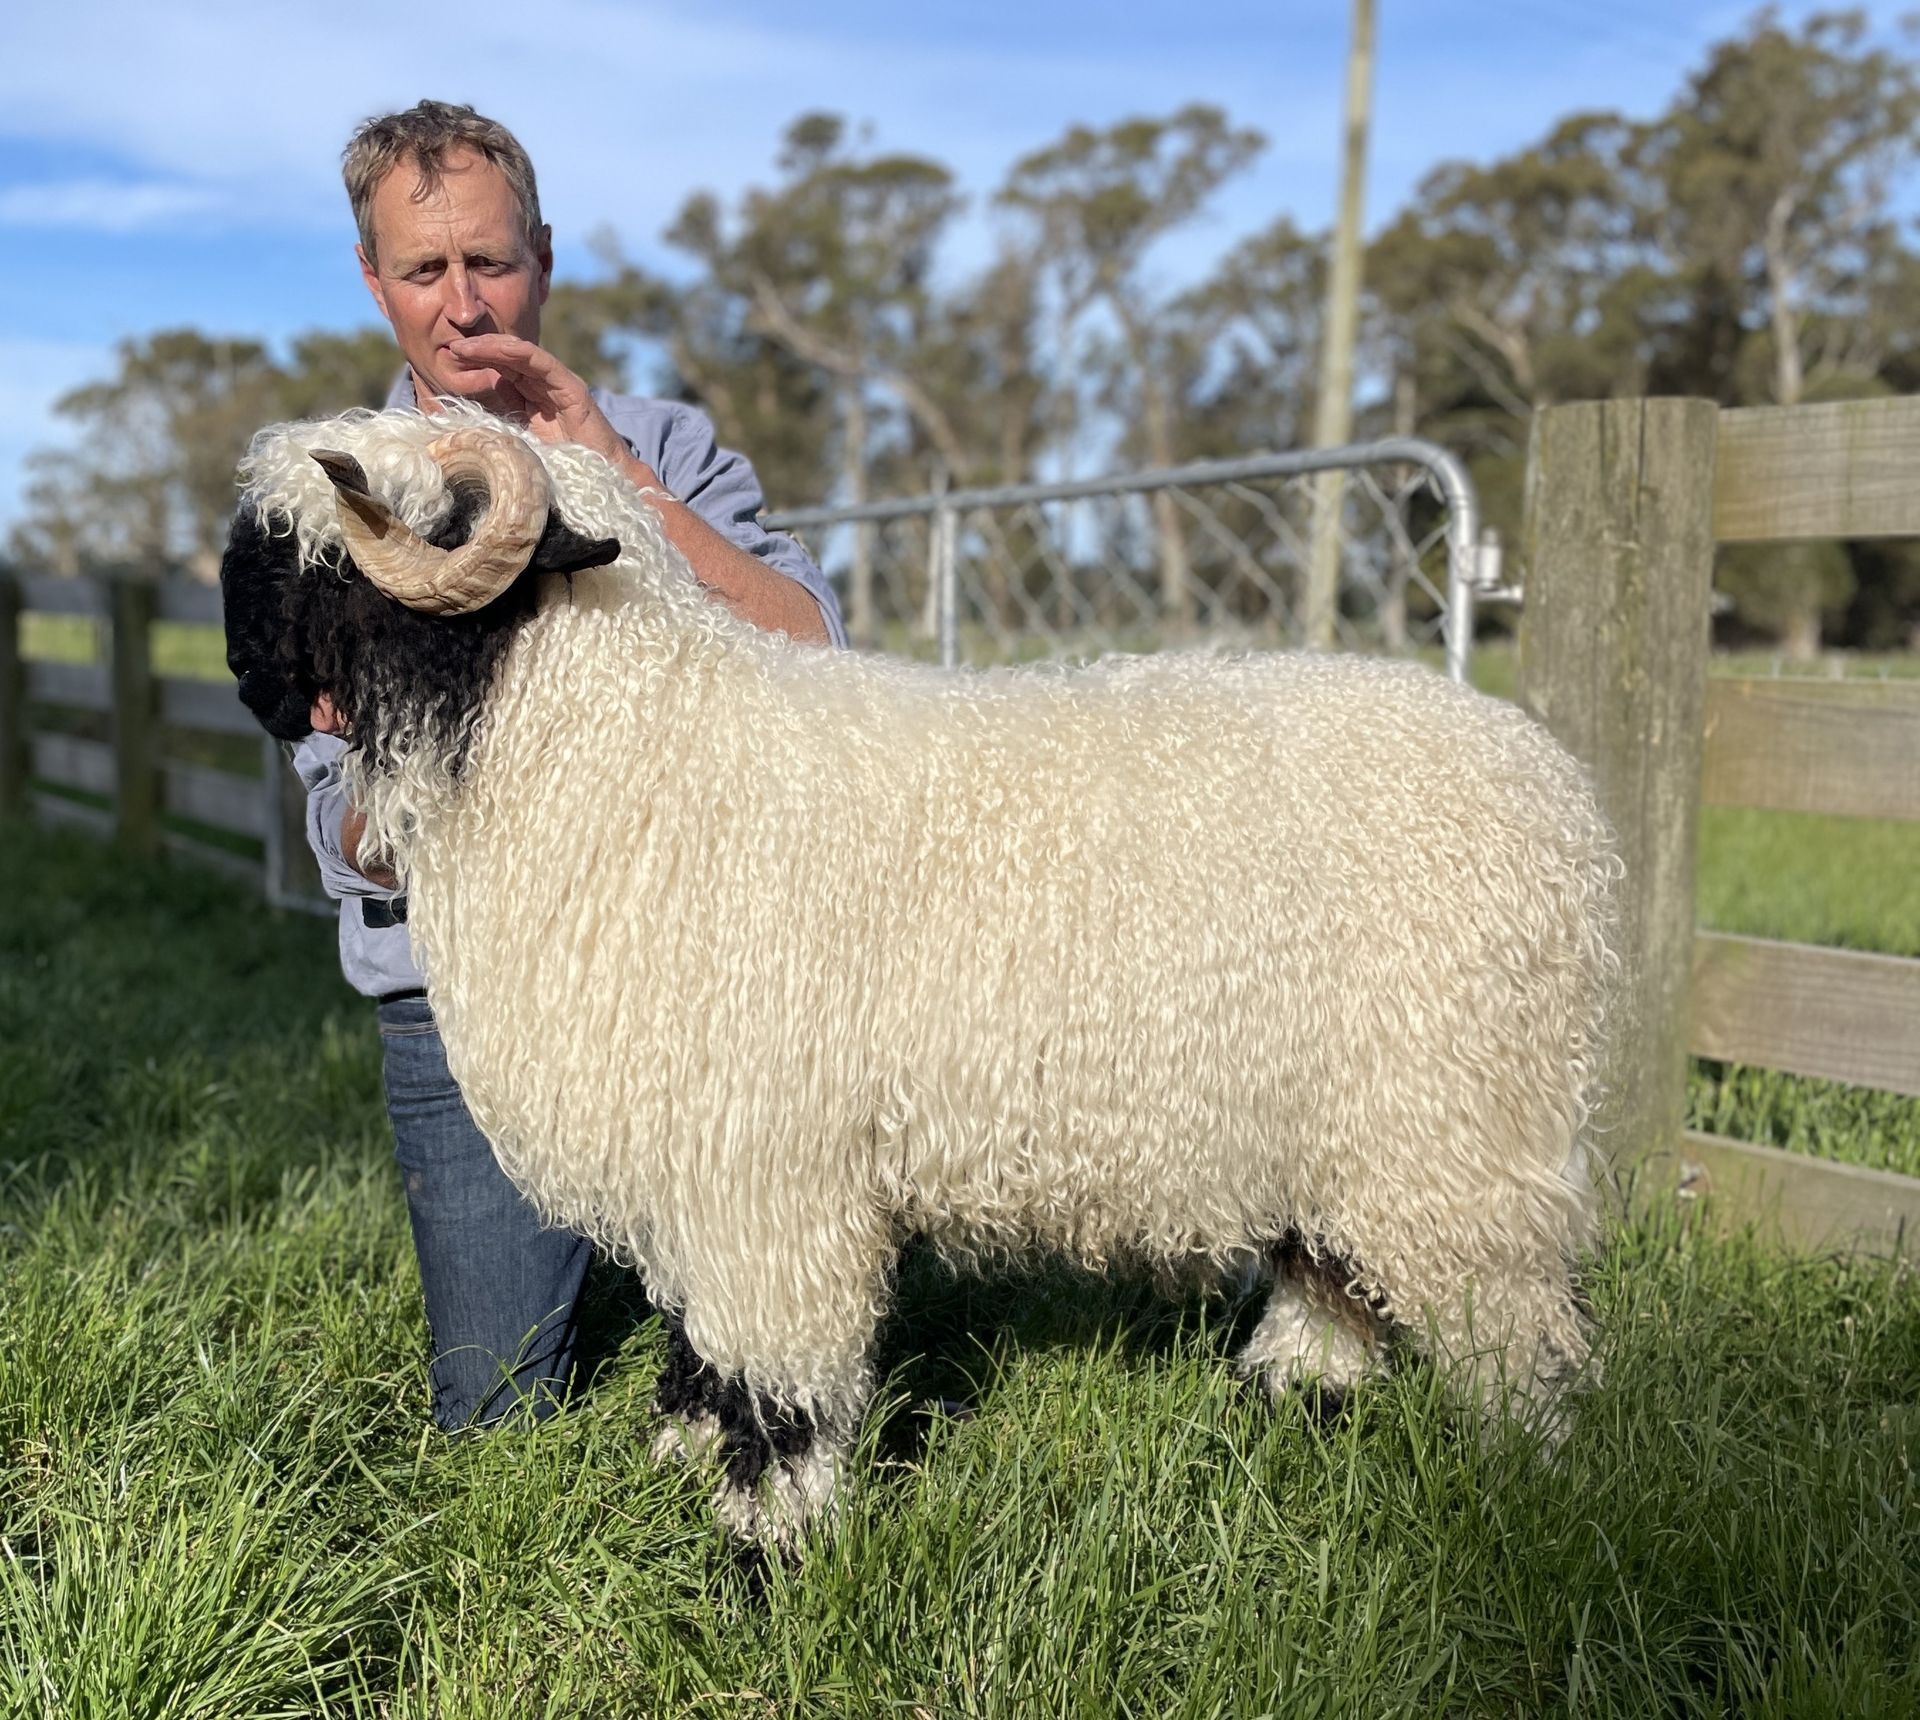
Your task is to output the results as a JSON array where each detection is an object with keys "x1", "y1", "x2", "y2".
[
  {"x1": 1639, "y1": 9, "x2": 1920, "y2": 655},
  {"x1": 14, "y1": 329, "x2": 284, "y2": 580},
  {"x1": 1179, "y1": 216, "x2": 1326, "y2": 460},
  {"x1": 1367, "y1": 112, "x2": 1651, "y2": 440},
  {"x1": 997, "y1": 104, "x2": 1264, "y2": 626},
  {"x1": 583, "y1": 234, "x2": 836, "y2": 514},
  {"x1": 1639, "y1": 8, "x2": 1920, "y2": 411},
  {"x1": 273, "y1": 327, "x2": 406, "y2": 419},
  {"x1": 653, "y1": 114, "x2": 963, "y2": 643}
]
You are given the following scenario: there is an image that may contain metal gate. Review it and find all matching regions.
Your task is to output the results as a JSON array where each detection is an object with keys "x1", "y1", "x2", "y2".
[{"x1": 767, "y1": 438, "x2": 1497, "y2": 681}]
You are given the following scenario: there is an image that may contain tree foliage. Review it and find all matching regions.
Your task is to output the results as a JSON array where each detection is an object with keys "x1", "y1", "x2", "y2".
[{"x1": 11, "y1": 11, "x2": 1919, "y2": 651}]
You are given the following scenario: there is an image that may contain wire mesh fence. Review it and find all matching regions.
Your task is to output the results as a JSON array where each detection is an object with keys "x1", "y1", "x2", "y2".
[{"x1": 767, "y1": 439, "x2": 1486, "y2": 678}]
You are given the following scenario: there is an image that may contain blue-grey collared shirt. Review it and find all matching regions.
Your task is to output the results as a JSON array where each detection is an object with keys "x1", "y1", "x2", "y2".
[{"x1": 293, "y1": 378, "x2": 844, "y2": 998}]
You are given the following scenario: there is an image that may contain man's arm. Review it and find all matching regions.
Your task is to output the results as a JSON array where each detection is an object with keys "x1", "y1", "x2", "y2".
[
  {"x1": 435, "y1": 334, "x2": 833, "y2": 645},
  {"x1": 338, "y1": 800, "x2": 399, "y2": 890},
  {"x1": 294, "y1": 729, "x2": 401, "y2": 894},
  {"x1": 638, "y1": 491, "x2": 829, "y2": 643}
]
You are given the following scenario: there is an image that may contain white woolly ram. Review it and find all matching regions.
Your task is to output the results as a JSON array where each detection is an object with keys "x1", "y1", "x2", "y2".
[{"x1": 221, "y1": 406, "x2": 1619, "y2": 1543}]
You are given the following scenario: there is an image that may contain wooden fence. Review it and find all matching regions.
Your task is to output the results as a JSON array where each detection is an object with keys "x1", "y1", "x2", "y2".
[
  {"x1": 1520, "y1": 393, "x2": 1920, "y2": 1253},
  {"x1": 0, "y1": 572, "x2": 322, "y2": 910},
  {"x1": 5, "y1": 395, "x2": 1917, "y2": 1253}
]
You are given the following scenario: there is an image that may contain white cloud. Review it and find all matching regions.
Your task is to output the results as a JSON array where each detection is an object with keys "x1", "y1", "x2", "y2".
[
  {"x1": 0, "y1": 177, "x2": 227, "y2": 232},
  {"x1": 0, "y1": 0, "x2": 1288, "y2": 258}
]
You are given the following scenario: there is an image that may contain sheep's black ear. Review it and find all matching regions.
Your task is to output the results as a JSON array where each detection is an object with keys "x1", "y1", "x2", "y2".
[
  {"x1": 219, "y1": 508, "x2": 317, "y2": 742},
  {"x1": 529, "y1": 510, "x2": 620, "y2": 576}
]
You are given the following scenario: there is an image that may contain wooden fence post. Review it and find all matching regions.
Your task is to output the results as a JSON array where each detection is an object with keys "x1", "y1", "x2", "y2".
[
  {"x1": 109, "y1": 577, "x2": 160, "y2": 856},
  {"x1": 1518, "y1": 398, "x2": 1720, "y2": 1171},
  {"x1": 0, "y1": 573, "x2": 24, "y2": 817}
]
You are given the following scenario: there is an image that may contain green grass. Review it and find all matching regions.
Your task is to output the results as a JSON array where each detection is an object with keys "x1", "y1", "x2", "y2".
[
  {"x1": 1687, "y1": 805, "x2": 1920, "y2": 1176},
  {"x1": 21, "y1": 612, "x2": 232, "y2": 681},
  {"x1": 1695, "y1": 807, "x2": 1920, "y2": 958},
  {"x1": 4, "y1": 821, "x2": 1919, "y2": 1716}
]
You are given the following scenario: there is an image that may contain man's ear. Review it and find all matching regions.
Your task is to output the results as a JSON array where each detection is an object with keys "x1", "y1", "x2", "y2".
[
  {"x1": 534, "y1": 223, "x2": 554, "y2": 306},
  {"x1": 356, "y1": 243, "x2": 390, "y2": 321},
  {"x1": 529, "y1": 508, "x2": 620, "y2": 576}
]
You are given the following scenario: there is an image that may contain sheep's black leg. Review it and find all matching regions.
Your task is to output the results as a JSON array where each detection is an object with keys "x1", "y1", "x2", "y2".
[
  {"x1": 649, "y1": 1312, "x2": 724, "y2": 1464},
  {"x1": 712, "y1": 1379, "x2": 817, "y2": 1495},
  {"x1": 706, "y1": 1379, "x2": 843, "y2": 1552},
  {"x1": 654, "y1": 1311, "x2": 718, "y2": 1419},
  {"x1": 650, "y1": 1315, "x2": 839, "y2": 1550}
]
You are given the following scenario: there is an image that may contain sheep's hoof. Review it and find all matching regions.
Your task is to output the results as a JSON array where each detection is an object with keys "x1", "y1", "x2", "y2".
[
  {"x1": 1235, "y1": 1364, "x2": 1356, "y2": 1425},
  {"x1": 1238, "y1": 1280, "x2": 1382, "y2": 1418},
  {"x1": 650, "y1": 1412, "x2": 723, "y2": 1467},
  {"x1": 713, "y1": 1443, "x2": 844, "y2": 1552},
  {"x1": 1296, "y1": 1378, "x2": 1351, "y2": 1426}
]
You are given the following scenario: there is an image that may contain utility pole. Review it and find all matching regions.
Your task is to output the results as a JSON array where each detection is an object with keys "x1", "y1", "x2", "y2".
[{"x1": 1303, "y1": 0, "x2": 1376, "y2": 649}]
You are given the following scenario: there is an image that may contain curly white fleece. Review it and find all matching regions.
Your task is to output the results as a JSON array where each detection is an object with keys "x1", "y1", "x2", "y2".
[{"x1": 243, "y1": 407, "x2": 1620, "y2": 1435}]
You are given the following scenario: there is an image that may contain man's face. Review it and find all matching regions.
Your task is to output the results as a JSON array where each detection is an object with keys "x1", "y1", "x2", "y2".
[{"x1": 357, "y1": 147, "x2": 552, "y2": 411}]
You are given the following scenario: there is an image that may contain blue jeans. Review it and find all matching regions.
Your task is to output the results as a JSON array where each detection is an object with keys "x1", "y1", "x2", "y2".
[{"x1": 377, "y1": 994, "x2": 593, "y2": 1429}]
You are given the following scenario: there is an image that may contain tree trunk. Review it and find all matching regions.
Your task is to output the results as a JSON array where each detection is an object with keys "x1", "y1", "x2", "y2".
[
  {"x1": 843, "y1": 385, "x2": 874, "y2": 649},
  {"x1": 989, "y1": 404, "x2": 1025, "y2": 635},
  {"x1": 1764, "y1": 196, "x2": 1805, "y2": 408},
  {"x1": 1304, "y1": 0, "x2": 1375, "y2": 649},
  {"x1": 1143, "y1": 377, "x2": 1191, "y2": 632},
  {"x1": 1380, "y1": 366, "x2": 1417, "y2": 652},
  {"x1": 1771, "y1": 293, "x2": 1805, "y2": 408},
  {"x1": 1782, "y1": 604, "x2": 1822, "y2": 662}
]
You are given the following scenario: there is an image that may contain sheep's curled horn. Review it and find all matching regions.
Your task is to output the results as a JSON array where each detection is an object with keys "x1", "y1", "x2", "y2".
[{"x1": 312, "y1": 427, "x2": 621, "y2": 613}]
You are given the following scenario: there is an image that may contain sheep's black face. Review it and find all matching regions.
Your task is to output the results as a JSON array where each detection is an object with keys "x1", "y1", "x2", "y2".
[{"x1": 219, "y1": 488, "x2": 617, "y2": 779}]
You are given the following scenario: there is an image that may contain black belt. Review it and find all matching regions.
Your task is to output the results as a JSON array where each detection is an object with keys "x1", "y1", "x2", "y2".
[
  {"x1": 362, "y1": 895, "x2": 409, "y2": 928},
  {"x1": 376, "y1": 987, "x2": 427, "y2": 1007}
]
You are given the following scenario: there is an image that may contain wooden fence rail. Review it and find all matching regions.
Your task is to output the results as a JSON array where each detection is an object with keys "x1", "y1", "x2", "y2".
[
  {"x1": 1522, "y1": 392, "x2": 1920, "y2": 1255},
  {"x1": 8, "y1": 398, "x2": 1920, "y2": 1257},
  {"x1": 0, "y1": 570, "x2": 323, "y2": 911}
]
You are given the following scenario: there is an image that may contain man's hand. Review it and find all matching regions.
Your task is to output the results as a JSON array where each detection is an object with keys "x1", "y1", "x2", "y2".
[
  {"x1": 307, "y1": 692, "x2": 399, "y2": 888},
  {"x1": 311, "y1": 691, "x2": 346, "y2": 736},
  {"x1": 437, "y1": 335, "x2": 663, "y2": 483},
  {"x1": 425, "y1": 338, "x2": 829, "y2": 646}
]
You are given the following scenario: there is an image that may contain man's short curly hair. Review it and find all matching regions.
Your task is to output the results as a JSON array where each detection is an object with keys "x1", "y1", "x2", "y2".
[{"x1": 343, "y1": 100, "x2": 544, "y2": 268}]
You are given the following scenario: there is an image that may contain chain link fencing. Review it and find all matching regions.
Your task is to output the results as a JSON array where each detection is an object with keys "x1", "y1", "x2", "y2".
[{"x1": 767, "y1": 439, "x2": 1493, "y2": 680}]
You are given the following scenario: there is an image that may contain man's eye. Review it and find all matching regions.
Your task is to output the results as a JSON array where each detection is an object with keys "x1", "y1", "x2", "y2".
[{"x1": 407, "y1": 264, "x2": 443, "y2": 282}]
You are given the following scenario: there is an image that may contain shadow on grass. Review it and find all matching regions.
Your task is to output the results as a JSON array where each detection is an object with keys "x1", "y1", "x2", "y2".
[
  {"x1": 571, "y1": 1239, "x2": 1273, "y2": 1475},
  {"x1": 0, "y1": 817, "x2": 374, "y2": 1205}
]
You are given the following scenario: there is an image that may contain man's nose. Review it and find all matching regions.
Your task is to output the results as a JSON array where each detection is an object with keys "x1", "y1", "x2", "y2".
[{"x1": 442, "y1": 264, "x2": 488, "y2": 331}]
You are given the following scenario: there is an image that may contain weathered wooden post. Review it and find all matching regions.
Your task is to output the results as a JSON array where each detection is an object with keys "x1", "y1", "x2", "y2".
[
  {"x1": 108, "y1": 576, "x2": 160, "y2": 856},
  {"x1": 0, "y1": 573, "x2": 25, "y2": 818},
  {"x1": 1518, "y1": 399, "x2": 1719, "y2": 1172}
]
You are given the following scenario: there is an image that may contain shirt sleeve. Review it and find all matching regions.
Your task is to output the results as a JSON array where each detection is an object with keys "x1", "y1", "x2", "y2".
[
  {"x1": 291, "y1": 732, "x2": 398, "y2": 903},
  {"x1": 652, "y1": 405, "x2": 848, "y2": 648}
]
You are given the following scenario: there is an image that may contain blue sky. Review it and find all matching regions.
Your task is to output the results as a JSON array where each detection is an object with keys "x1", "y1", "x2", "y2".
[{"x1": 1, "y1": 0, "x2": 1912, "y2": 526}]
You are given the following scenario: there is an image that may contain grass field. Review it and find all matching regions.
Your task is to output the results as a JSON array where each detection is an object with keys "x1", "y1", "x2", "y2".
[{"x1": 3, "y1": 822, "x2": 1917, "y2": 1717}]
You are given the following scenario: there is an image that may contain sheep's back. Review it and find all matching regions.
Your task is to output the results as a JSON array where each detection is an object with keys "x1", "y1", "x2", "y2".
[{"x1": 408, "y1": 596, "x2": 1613, "y2": 1281}]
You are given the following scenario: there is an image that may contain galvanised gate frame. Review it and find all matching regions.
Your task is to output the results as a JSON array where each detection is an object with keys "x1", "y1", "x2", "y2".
[{"x1": 768, "y1": 438, "x2": 1498, "y2": 681}]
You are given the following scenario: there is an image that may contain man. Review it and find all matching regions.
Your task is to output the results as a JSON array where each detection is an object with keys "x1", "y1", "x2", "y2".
[{"x1": 296, "y1": 100, "x2": 845, "y2": 1430}]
